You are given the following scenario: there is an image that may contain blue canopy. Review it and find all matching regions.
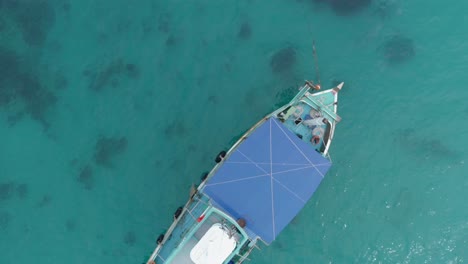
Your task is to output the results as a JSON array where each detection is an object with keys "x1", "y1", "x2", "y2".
[{"x1": 203, "y1": 117, "x2": 331, "y2": 244}]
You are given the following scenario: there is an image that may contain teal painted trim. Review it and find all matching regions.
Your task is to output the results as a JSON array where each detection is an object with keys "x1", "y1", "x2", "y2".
[
  {"x1": 301, "y1": 96, "x2": 338, "y2": 122},
  {"x1": 164, "y1": 206, "x2": 215, "y2": 263},
  {"x1": 290, "y1": 86, "x2": 310, "y2": 104}
]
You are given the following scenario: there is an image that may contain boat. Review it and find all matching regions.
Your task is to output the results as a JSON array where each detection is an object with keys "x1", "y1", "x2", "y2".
[{"x1": 146, "y1": 80, "x2": 344, "y2": 264}]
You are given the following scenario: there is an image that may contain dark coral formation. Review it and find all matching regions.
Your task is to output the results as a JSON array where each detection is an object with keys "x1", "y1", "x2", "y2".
[
  {"x1": 168, "y1": 158, "x2": 182, "y2": 171},
  {"x1": 124, "y1": 63, "x2": 139, "y2": 79},
  {"x1": 207, "y1": 95, "x2": 218, "y2": 104},
  {"x1": 395, "y1": 128, "x2": 458, "y2": 159},
  {"x1": 187, "y1": 144, "x2": 197, "y2": 153},
  {"x1": 381, "y1": 34, "x2": 415, "y2": 65},
  {"x1": 78, "y1": 165, "x2": 94, "y2": 190},
  {"x1": 61, "y1": 2, "x2": 71, "y2": 13},
  {"x1": 16, "y1": 1, "x2": 55, "y2": 46},
  {"x1": 313, "y1": 0, "x2": 371, "y2": 15},
  {"x1": 16, "y1": 183, "x2": 28, "y2": 199},
  {"x1": 165, "y1": 35, "x2": 177, "y2": 47},
  {"x1": 54, "y1": 73, "x2": 68, "y2": 90},
  {"x1": 123, "y1": 231, "x2": 136, "y2": 246},
  {"x1": 0, "y1": 1, "x2": 59, "y2": 128},
  {"x1": 94, "y1": 136, "x2": 128, "y2": 167},
  {"x1": 0, "y1": 181, "x2": 29, "y2": 200},
  {"x1": 164, "y1": 121, "x2": 187, "y2": 139},
  {"x1": 19, "y1": 75, "x2": 57, "y2": 128},
  {"x1": 238, "y1": 22, "x2": 252, "y2": 40},
  {"x1": 0, "y1": 211, "x2": 10, "y2": 230},
  {"x1": 141, "y1": 19, "x2": 153, "y2": 35},
  {"x1": 115, "y1": 18, "x2": 132, "y2": 35},
  {"x1": 0, "y1": 17, "x2": 5, "y2": 32},
  {"x1": 1, "y1": 0, "x2": 56, "y2": 46},
  {"x1": 0, "y1": 182, "x2": 14, "y2": 201},
  {"x1": 374, "y1": 0, "x2": 397, "y2": 19},
  {"x1": 270, "y1": 47, "x2": 296, "y2": 74},
  {"x1": 0, "y1": 48, "x2": 57, "y2": 128},
  {"x1": 157, "y1": 13, "x2": 171, "y2": 33},
  {"x1": 37, "y1": 194, "x2": 52, "y2": 207},
  {"x1": 65, "y1": 219, "x2": 76, "y2": 232},
  {"x1": 85, "y1": 59, "x2": 140, "y2": 91},
  {"x1": 6, "y1": 111, "x2": 25, "y2": 126},
  {"x1": 0, "y1": 49, "x2": 17, "y2": 106}
]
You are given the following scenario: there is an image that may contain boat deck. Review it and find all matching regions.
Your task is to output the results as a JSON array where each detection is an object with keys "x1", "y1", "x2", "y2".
[
  {"x1": 156, "y1": 194, "x2": 210, "y2": 263},
  {"x1": 278, "y1": 102, "x2": 327, "y2": 151},
  {"x1": 277, "y1": 86, "x2": 339, "y2": 154}
]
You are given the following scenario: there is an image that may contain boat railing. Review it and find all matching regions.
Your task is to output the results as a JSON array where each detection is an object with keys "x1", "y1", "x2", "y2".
[
  {"x1": 300, "y1": 98, "x2": 339, "y2": 123},
  {"x1": 148, "y1": 192, "x2": 210, "y2": 263},
  {"x1": 233, "y1": 238, "x2": 265, "y2": 263},
  {"x1": 198, "y1": 116, "x2": 270, "y2": 192},
  {"x1": 172, "y1": 196, "x2": 211, "y2": 249}
]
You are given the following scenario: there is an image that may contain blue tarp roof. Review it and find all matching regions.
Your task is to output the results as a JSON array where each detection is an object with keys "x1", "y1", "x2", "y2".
[{"x1": 203, "y1": 117, "x2": 331, "y2": 244}]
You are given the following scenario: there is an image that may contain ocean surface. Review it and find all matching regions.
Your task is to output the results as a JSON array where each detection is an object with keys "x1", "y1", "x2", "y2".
[{"x1": 1, "y1": 0, "x2": 467, "y2": 263}]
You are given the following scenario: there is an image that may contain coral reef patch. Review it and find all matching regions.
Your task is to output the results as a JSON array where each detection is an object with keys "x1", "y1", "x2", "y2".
[
  {"x1": 94, "y1": 136, "x2": 128, "y2": 167},
  {"x1": 380, "y1": 34, "x2": 415, "y2": 65},
  {"x1": 270, "y1": 46, "x2": 296, "y2": 74}
]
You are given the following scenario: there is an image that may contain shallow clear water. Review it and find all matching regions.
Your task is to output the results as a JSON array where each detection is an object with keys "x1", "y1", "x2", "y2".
[{"x1": 1, "y1": 0, "x2": 467, "y2": 263}]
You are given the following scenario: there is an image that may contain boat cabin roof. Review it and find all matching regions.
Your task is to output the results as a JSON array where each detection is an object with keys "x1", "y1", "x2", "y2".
[
  {"x1": 190, "y1": 223, "x2": 237, "y2": 264},
  {"x1": 202, "y1": 117, "x2": 331, "y2": 244}
]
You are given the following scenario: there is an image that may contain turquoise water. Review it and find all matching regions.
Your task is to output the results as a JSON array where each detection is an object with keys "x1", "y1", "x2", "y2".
[{"x1": 1, "y1": 0, "x2": 467, "y2": 263}]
